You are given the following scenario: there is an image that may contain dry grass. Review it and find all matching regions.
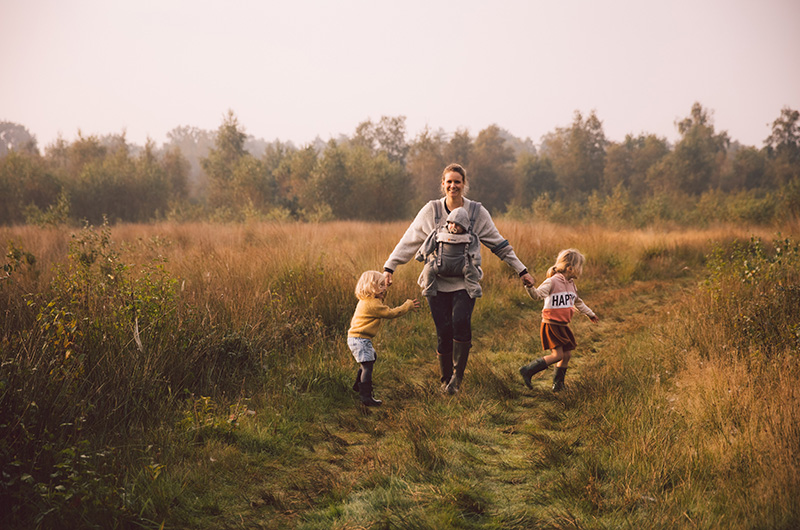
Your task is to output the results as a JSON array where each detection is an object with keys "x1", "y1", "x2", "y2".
[{"x1": 1, "y1": 219, "x2": 798, "y2": 529}]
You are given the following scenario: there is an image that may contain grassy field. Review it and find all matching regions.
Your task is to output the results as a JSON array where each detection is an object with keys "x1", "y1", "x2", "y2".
[{"x1": 2, "y1": 219, "x2": 799, "y2": 529}]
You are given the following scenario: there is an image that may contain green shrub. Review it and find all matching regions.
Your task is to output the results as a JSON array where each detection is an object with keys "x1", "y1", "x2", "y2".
[{"x1": 703, "y1": 236, "x2": 800, "y2": 359}]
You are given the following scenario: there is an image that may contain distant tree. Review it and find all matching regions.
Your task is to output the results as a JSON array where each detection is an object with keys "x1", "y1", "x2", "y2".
[
  {"x1": 347, "y1": 146, "x2": 410, "y2": 220},
  {"x1": 765, "y1": 107, "x2": 800, "y2": 160},
  {"x1": 498, "y1": 129, "x2": 537, "y2": 158},
  {"x1": 202, "y1": 111, "x2": 248, "y2": 208},
  {"x1": 351, "y1": 120, "x2": 374, "y2": 151},
  {"x1": 764, "y1": 106, "x2": 800, "y2": 187},
  {"x1": 721, "y1": 145, "x2": 766, "y2": 191},
  {"x1": 513, "y1": 153, "x2": 557, "y2": 208},
  {"x1": 351, "y1": 116, "x2": 409, "y2": 164},
  {"x1": 604, "y1": 134, "x2": 669, "y2": 197},
  {"x1": 203, "y1": 114, "x2": 283, "y2": 213},
  {"x1": 262, "y1": 141, "x2": 295, "y2": 176},
  {"x1": 630, "y1": 135, "x2": 670, "y2": 197},
  {"x1": 603, "y1": 142, "x2": 632, "y2": 193},
  {"x1": 160, "y1": 145, "x2": 190, "y2": 200},
  {"x1": 65, "y1": 136, "x2": 136, "y2": 223},
  {"x1": 166, "y1": 125, "x2": 215, "y2": 197},
  {"x1": 469, "y1": 125, "x2": 516, "y2": 212},
  {"x1": 444, "y1": 128, "x2": 473, "y2": 167},
  {"x1": 374, "y1": 116, "x2": 409, "y2": 165},
  {"x1": 651, "y1": 103, "x2": 729, "y2": 195},
  {"x1": 99, "y1": 138, "x2": 138, "y2": 222},
  {"x1": 0, "y1": 122, "x2": 38, "y2": 156},
  {"x1": 0, "y1": 144, "x2": 60, "y2": 223},
  {"x1": 541, "y1": 110, "x2": 607, "y2": 198},
  {"x1": 312, "y1": 140, "x2": 354, "y2": 218},
  {"x1": 407, "y1": 127, "x2": 447, "y2": 204},
  {"x1": 130, "y1": 139, "x2": 192, "y2": 219},
  {"x1": 272, "y1": 145, "x2": 318, "y2": 214},
  {"x1": 44, "y1": 132, "x2": 113, "y2": 223},
  {"x1": 231, "y1": 156, "x2": 275, "y2": 211},
  {"x1": 49, "y1": 132, "x2": 107, "y2": 180}
]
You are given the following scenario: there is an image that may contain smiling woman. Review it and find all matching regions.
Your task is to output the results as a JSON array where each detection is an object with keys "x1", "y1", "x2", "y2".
[{"x1": 382, "y1": 163, "x2": 536, "y2": 395}]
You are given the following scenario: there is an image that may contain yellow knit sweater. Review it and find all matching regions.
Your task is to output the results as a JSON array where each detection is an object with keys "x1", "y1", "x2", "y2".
[{"x1": 347, "y1": 297, "x2": 416, "y2": 339}]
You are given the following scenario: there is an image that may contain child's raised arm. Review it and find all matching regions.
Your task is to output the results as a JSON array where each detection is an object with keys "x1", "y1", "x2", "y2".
[{"x1": 373, "y1": 298, "x2": 418, "y2": 319}]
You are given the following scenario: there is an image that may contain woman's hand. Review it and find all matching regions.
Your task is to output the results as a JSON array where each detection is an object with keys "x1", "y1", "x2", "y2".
[
  {"x1": 520, "y1": 272, "x2": 535, "y2": 287},
  {"x1": 383, "y1": 270, "x2": 393, "y2": 287}
]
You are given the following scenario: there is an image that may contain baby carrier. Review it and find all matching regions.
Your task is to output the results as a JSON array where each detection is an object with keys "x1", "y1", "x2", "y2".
[
  {"x1": 416, "y1": 201, "x2": 481, "y2": 273},
  {"x1": 433, "y1": 229, "x2": 474, "y2": 276},
  {"x1": 415, "y1": 201, "x2": 483, "y2": 299}
]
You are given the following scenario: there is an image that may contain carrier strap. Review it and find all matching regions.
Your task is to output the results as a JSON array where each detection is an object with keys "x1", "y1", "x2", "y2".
[
  {"x1": 467, "y1": 200, "x2": 481, "y2": 232},
  {"x1": 432, "y1": 199, "x2": 445, "y2": 228}
]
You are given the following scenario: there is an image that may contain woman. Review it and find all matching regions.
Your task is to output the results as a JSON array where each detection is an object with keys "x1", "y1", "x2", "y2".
[{"x1": 383, "y1": 163, "x2": 535, "y2": 394}]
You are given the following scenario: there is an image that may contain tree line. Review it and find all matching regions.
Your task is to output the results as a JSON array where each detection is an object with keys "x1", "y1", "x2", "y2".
[{"x1": 1, "y1": 103, "x2": 798, "y2": 227}]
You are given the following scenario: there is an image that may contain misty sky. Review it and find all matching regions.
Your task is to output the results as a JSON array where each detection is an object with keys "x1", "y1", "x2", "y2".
[{"x1": 2, "y1": 0, "x2": 799, "y2": 150}]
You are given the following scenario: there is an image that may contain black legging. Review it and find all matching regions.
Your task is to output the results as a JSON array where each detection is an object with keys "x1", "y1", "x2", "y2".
[
  {"x1": 359, "y1": 360, "x2": 374, "y2": 384},
  {"x1": 427, "y1": 289, "x2": 476, "y2": 354}
]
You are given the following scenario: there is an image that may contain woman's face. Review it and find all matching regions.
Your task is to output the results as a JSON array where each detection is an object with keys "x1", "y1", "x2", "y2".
[{"x1": 442, "y1": 171, "x2": 464, "y2": 201}]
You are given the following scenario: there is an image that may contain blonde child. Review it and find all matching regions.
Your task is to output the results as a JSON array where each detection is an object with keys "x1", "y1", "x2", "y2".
[
  {"x1": 520, "y1": 249, "x2": 598, "y2": 392},
  {"x1": 347, "y1": 271, "x2": 420, "y2": 406}
]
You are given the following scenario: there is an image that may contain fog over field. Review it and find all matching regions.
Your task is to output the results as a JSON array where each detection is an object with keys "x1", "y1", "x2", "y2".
[{"x1": 2, "y1": 0, "x2": 799, "y2": 149}]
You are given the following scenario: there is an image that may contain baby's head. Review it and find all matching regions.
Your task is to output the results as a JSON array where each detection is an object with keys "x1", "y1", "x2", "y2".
[
  {"x1": 447, "y1": 220, "x2": 466, "y2": 234},
  {"x1": 445, "y1": 207, "x2": 470, "y2": 234},
  {"x1": 355, "y1": 270, "x2": 387, "y2": 300}
]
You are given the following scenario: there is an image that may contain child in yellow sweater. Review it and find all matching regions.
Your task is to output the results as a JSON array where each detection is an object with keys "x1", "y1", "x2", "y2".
[{"x1": 347, "y1": 270, "x2": 420, "y2": 406}]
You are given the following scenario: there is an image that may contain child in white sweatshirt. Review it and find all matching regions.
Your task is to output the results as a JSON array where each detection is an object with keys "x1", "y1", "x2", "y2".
[{"x1": 520, "y1": 249, "x2": 598, "y2": 392}]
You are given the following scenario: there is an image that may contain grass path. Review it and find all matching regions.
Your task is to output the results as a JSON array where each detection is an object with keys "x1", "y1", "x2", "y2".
[{"x1": 187, "y1": 275, "x2": 698, "y2": 529}]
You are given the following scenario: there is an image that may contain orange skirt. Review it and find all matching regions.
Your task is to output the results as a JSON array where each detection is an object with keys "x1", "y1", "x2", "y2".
[{"x1": 540, "y1": 321, "x2": 577, "y2": 352}]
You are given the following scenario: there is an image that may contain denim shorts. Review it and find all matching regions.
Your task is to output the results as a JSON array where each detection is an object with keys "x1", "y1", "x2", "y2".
[{"x1": 347, "y1": 337, "x2": 377, "y2": 363}]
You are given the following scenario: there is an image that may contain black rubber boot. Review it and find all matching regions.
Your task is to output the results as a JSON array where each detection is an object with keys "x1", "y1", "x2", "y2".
[
  {"x1": 359, "y1": 381, "x2": 382, "y2": 406},
  {"x1": 552, "y1": 367, "x2": 568, "y2": 392},
  {"x1": 445, "y1": 341, "x2": 471, "y2": 395},
  {"x1": 519, "y1": 358, "x2": 548, "y2": 389},
  {"x1": 352, "y1": 368, "x2": 362, "y2": 392},
  {"x1": 437, "y1": 351, "x2": 453, "y2": 391}
]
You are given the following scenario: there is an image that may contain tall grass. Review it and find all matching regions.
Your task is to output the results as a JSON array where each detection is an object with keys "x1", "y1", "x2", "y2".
[
  {"x1": 1, "y1": 219, "x2": 797, "y2": 528},
  {"x1": 558, "y1": 233, "x2": 800, "y2": 528}
]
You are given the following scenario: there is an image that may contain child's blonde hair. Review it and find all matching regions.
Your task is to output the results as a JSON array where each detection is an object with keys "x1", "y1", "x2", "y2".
[
  {"x1": 355, "y1": 270, "x2": 384, "y2": 300},
  {"x1": 547, "y1": 248, "x2": 586, "y2": 278}
]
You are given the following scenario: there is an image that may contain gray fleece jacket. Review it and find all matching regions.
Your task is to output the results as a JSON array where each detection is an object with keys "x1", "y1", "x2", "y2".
[{"x1": 384, "y1": 197, "x2": 528, "y2": 294}]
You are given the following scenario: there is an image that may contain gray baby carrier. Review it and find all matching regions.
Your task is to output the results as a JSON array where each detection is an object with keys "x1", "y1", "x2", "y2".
[
  {"x1": 435, "y1": 230, "x2": 473, "y2": 276},
  {"x1": 416, "y1": 201, "x2": 481, "y2": 275}
]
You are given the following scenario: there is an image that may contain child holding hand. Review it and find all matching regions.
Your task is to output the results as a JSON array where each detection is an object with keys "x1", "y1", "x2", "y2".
[
  {"x1": 347, "y1": 270, "x2": 420, "y2": 406},
  {"x1": 520, "y1": 249, "x2": 598, "y2": 392}
]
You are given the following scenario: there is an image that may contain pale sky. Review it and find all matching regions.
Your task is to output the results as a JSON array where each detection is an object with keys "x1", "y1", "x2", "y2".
[{"x1": 2, "y1": 0, "x2": 799, "y2": 150}]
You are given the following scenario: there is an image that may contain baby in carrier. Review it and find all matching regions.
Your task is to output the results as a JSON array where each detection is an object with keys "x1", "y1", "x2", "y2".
[{"x1": 416, "y1": 206, "x2": 482, "y2": 298}]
